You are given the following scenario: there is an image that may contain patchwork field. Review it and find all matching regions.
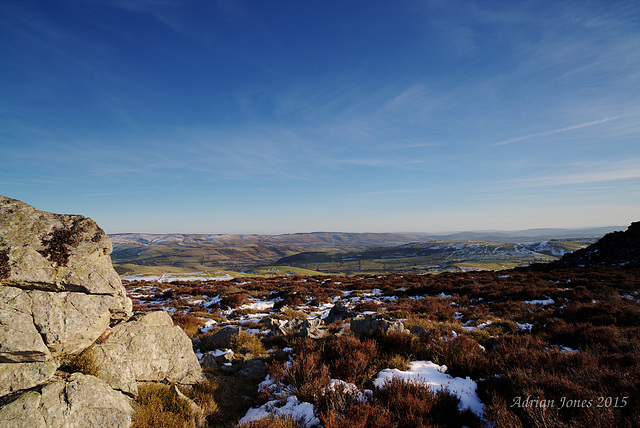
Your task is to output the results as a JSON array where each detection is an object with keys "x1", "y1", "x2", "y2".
[{"x1": 110, "y1": 231, "x2": 604, "y2": 277}]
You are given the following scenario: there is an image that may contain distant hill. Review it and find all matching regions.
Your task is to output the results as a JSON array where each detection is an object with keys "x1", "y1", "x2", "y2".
[
  {"x1": 555, "y1": 222, "x2": 640, "y2": 267},
  {"x1": 109, "y1": 227, "x2": 619, "y2": 275},
  {"x1": 110, "y1": 232, "x2": 427, "y2": 249},
  {"x1": 426, "y1": 226, "x2": 624, "y2": 242},
  {"x1": 109, "y1": 232, "x2": 428, "y2": 273}
]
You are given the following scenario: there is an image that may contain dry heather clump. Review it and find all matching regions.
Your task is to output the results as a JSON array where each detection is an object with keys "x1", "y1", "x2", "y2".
[
  {"x1": 132, "y1": 383, "x2": 196, "y2": 428},
  {"x1": 322, "y1": 336, "x2": 378, "y2": 387},
  {"x1": 237, "y1": 415, "x2": 307, "y2": 428},
  {"x1": 353, "y1": 300, "x2": 381, "y2": 312},
  {"x1": 230, "y1": 331, "x2": 265, "y2": 356},
  {"x1": 221, "y1": 292, "x2": 249, "y2": 309},
  {"x1": 321, "y1": 403, "x2": 398, "y2": 428},
  {"x1": 321, "y1": 378, "x2": 481, "y2": 428},
  {"x1": 440, "y1": 334, "x2": 488, "y2": 378},
  {"x1": 374, "y1": 331, "x2": 417, "y2": 358},
  {"x1": 171, "y1": 312, "x2": 202, "y2": 338},
  {"x1": 59, "y1": 349, "x2": 100, "y2": 377},
  {"x1": 316, "y1": 381, "x2": 365, "y2": 418},
  {"x1": 183, "y1": 378, "x2": 220, "y2": 417},
  {"x1": 377, "y1": 377, "x2": 480, "y2": 428},
  {"x1": 268, "y1": 338, "x2": 329, "y2": 403},
  {"x1": 278, "y1": 308, "x2": 309, "y2": 320}
]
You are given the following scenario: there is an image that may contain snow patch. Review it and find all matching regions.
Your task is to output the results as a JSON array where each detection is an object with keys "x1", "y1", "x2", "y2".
[
  {"x1": 374, "y1": 360, "x2": 485, "y2": 417},
  {"x1": 516, "y1": 322, "x2": 533, "y2": 331},
  {"x1": 525, "y1": 297, "x2": 554, "y2": 305},
  {"x1": 239, "y1": 396, "x2": 319, "y2": 427}
]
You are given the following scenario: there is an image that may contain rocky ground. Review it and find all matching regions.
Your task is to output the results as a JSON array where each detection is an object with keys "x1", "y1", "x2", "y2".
[{"x1": 124, "y1": 262, "x2": 640, "y2": 427}]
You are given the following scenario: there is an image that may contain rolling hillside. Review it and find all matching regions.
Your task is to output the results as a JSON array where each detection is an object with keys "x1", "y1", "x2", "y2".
[{"x1": 110, "y1": 228, "x2": 619, "y2": 276}]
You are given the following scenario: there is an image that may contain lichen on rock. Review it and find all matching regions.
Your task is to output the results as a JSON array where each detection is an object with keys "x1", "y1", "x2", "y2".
[{"x1": 0, "y1": 195, "x2": 128, "y2": 298}]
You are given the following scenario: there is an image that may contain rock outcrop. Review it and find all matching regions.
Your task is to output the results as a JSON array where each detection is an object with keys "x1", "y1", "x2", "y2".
[
  {"x1": 0, "y1": 196, "x2": 125, "y2": 298},
  {"x1": 0, "y1": 195, "x2": 204, "y2": 427},
  {"x1": 0, "y1": 373, "x2": 134, "y2": 428},
  {"x1": 555, "y1": 221, "x2": 640, "y2": 268},
  {"x1": 260, "y1": 316, "x2": 327, "y2": 339},
  {"x1": 324, "y1": 302, "x2": 356, "y2": 324},
  {"x1": 200, "y1": 325, "x2": 241, "y2": 350},
  {"x1": 95, "y1": 311, "x2": 204, "y2": 385},
  {"x1": 350, "y1": 314, "x2": 407, "y2": 335}
]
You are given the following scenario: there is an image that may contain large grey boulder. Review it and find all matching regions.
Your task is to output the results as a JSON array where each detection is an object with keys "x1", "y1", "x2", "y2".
[
  {"x1": 39, "y1": 373, "x2": 134, "y2": 428},
  {"x1": 200, "y1": 325, "x2": 240, "y2": 350},
  {"x1": 0, "y1": 286, "x2": 122, "y2": 362},
  {"x1": 0, "y1": 361, "x2": 58, "y2": 397},
  {"x1": 0, "y1": 391, "x2": 46, "y2": 428},
  {"x1": 100, "y1": 311, "x2": 204, "y2": 385},
  {"x1": 285, "y1": 318, "x2": 327, "y2": 339},
  {"x1": 83, "y1": 341, "x2": 138, "y2": 397},
  {"x1": 350, "y1": 314, "x2": 407, "y2": 335},
  {"x1": 325, "y1": 302, "x2": 356, "y2": 324},
  {"x1": 237, "y1": 359, "x2": 267, "y2": 379},
  {"x1": 0, "y1": 287, "x2": 51, "y2": 363},
  {"x1": 29, "y1": 290, "x2": 112, "y2": 357},
  {"x1": 0, "y1": 374, "x2": 134, "y2": 428},
  {"x1": 410, "y1": 324, "x2": 429, "y2": 338},
  {"x1": 0, "y1": 195, "x2": 127, "y2": 299}
]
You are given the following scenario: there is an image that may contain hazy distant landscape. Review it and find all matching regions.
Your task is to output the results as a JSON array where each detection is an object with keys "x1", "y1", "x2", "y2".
[{"x1": 110, "y1": 226, "x2": 621, "y2": 278}]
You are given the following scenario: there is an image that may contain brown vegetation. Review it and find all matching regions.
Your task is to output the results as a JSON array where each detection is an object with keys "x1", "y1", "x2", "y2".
[{"x1": 124, "y1": 265, "x2": 640, "y2": 427}]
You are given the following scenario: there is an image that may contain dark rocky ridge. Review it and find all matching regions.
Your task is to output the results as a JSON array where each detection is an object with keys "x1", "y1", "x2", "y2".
[{"x1": 555, "y1": 222, "x2": 639, "y2": 267}]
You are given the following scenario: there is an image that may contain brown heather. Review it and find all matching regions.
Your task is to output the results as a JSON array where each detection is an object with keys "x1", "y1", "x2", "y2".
[{"x1": 124, "y1": 265, "x2": 640, "y2": 427}]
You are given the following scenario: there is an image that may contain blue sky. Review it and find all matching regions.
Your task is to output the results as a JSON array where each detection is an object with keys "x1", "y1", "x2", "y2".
[{"x1": 1, "y1": 0, "x2": 638, "y2": 234}]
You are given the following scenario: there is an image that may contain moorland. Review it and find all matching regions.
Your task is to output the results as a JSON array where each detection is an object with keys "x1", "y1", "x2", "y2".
[{"x1": 123, "y1": 223, "x2": 640, "y2": 427}]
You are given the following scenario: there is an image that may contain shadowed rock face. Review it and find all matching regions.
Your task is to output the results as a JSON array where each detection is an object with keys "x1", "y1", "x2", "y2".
[
  {"x1": 0, "y1": 195, "x2": 125, "y2": 296},
  {"x1": 556, "y1": 221, "x2": 640, "y2": 268}
]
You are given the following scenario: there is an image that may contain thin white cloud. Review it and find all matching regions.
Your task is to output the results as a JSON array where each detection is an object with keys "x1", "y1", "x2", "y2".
[
  {"x1": 505, "y1": 164, "x2": 640, "y2": 189},
  {"x1": 489, "y1": 115, "x2": 626, "y2": 147}
]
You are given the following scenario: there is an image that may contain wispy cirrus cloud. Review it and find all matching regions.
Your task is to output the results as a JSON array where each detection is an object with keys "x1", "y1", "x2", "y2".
[
  {"x1": 489, "y1": 115, "x2": 627, "y2": 147},
  {"x1": 503, "y1": 160, "x2": 640, "y2": 189}
]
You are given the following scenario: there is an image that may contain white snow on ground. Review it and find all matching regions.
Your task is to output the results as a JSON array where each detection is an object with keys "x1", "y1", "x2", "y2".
[
  {"x1": 204, "y1": 295, "x2": 222, "y2": 307},
  {"x1": 239, "y1": 396, "x2": 320, "y2": 427},
  {"x1": 326, "y1": 379, "x2": 371, "y2": 403},
  {"x1": 238, "y1": 300, "x2": 276, "y2": 311},
  {"x1": 462, "y1": 320, "x2": 492, "y2": 332},
  {"x1": 312, "y1": 303, "x2": 335, "y2": 319},
  {"x1": 550, "y1": 345, "x2": 579, "y2": 354},
  {"x1": 516, "y1": 322, "x2": 533, "y2": 331},
  {"x1": 256, "y1": 374, "x2": 283, "y2": 397},
  {"x1": 120, "y1": 272, "x2": 234, "y2": 282},
  {"x1": 374, "y1": 361, "x2": 485, "y2": 417},
  {"x1": 197, "y1": 349, "x2": 234, "y2": 363},
  {"x1": 525, "y1": 297, "x2": 554, "y2": 305},
  {"x1": 622, "y1": 293, "x2": 640, "y2": 303},
  {"x1": 200, "y1": 319, "x2": 217, "y2": 334},
  {"x1": 213, "y1": 349, "x2": 234, "y2": 357}
]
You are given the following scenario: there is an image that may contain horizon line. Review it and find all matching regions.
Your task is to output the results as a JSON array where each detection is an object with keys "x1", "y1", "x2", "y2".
[{"x1": 106, "y1": 224, "x2": 628, "y2": 236}]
